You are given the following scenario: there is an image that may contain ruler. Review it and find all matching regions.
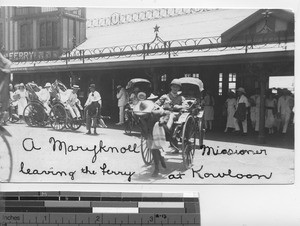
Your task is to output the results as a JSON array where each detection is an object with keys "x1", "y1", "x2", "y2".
[{"x1": 0, "y1": 192, "x2": 200, "y2": 226}]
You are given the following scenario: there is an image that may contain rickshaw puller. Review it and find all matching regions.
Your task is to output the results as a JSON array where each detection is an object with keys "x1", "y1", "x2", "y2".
[{"x1": 151, "y1": 79, "x2": 188, "y2": 177}]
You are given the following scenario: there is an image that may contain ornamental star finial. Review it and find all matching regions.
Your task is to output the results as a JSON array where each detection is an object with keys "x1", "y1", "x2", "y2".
[
  {"x1": 154, "y1": 25, "x2": 160, "y2": 33},
  {"x1": 262, "y1": 9, "x2": 272, "y2": 18}
]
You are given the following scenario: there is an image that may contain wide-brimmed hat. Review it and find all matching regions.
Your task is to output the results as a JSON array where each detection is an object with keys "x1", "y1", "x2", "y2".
[
  {"x1": 147, "y1": 93, "x2": 158, "y2": 100},
  {"x1": 133, "y1": 100, "x2": 155, "y2": 116},
  {"x1": 72, "y1": 85, "x2": 80, "y2": 89},
  {"x1": 137, "y1": 92, "x2": 147, "y2": 101},
  {"x1": 170, "y1": 79, "x2": 182, "y2": 88},
  {"x1": 89, "y1": 84, "x2": 95, "y2": 88},
  {"x1": 19, "y1": 83, "x2": 25, "y2": 87},
  {"x1": 237, "y1": 87, "x2": 246, "y2": 94},
  {"x1": 44, "y1": 82, "x2": 51, "y2": 88}
]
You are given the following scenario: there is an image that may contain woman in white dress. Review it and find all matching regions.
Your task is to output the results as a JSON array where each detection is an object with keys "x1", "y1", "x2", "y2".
[
  {"x1": 224, "y1": 91, "x2": 237, "y2": 132},
  {"x1": 265, "y1": 91, "x2": 277, "y2": 134},
  {"x1": 14, "y1": 83, "x2": 28, "y2": 120}
]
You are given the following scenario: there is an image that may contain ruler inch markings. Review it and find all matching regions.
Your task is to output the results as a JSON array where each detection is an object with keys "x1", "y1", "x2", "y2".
[{"x1": 0, "y1": 192, "x2": 200, "y2": 225}]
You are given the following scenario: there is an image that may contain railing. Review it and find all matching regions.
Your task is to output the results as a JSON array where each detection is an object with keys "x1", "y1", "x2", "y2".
[
  {"x1": 87, "y1": 8, "x2": 218, "y2": 28},
  {"x1": 6, "y1": 31, "x2": 293, "y2": 65}
]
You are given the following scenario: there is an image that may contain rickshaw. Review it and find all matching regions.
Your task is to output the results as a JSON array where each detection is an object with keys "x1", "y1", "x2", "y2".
[
  {"x1": 48, "y1": 80, "x2": 83, "y2": 131},
  {"x1": 124, "y1": 78, "x2": 152, "y2": 134},
  {"x1": 139, "y1": 77, "x2": 205, "y2": 169},
  {"x1": 22, "y1": 80, "x2": 83, "y2": 131},
  {"x1": 23, "y1": 82, "x2": 48, "y2": 127},
  {"x1": 178, "y1": 77, "x2": 205, "y2": 147}
]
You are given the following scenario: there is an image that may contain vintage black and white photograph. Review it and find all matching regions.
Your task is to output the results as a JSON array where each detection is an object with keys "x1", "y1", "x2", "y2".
[{"x1": 0, "y1": 6, "x2": 295, "y2": 184}]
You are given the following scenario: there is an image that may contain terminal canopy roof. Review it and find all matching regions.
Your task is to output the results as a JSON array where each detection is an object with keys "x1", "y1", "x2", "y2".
[{"x1": 11, "y1": 9, "x2": 294, "y2": 73}]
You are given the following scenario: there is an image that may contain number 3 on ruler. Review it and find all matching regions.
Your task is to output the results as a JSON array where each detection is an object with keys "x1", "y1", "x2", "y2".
[{"x1": 149, "y1": 216, "x2": 154, "y2": 223}]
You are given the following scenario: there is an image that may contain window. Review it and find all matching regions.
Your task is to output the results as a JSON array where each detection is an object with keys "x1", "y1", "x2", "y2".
[
  {"x1": 161, "y1": 74, "x2": 167, "y2": 81},
  {"x1": 20, "y1": 24, "x2": 30, "y2": 49},
  {"x1": 218, "y1": 73, "x2": 223, "y2": 95},
  {"x1": 228, "y1": 73, "x2": 236, "y2": 92},
  {"x1": 39, "y1": 21, "x2": 58, "y2": 48}
]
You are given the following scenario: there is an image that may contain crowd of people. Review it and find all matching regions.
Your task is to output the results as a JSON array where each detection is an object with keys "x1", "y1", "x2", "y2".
[
  {"x1": 3, "y1": 81, "x2": 109, "y2": 134},
  {"x1": 3, "y1": 78, "x2": 295, "y2": 137},
  {"x1": 223, "y1": 87, "x2": 294, "y2": 135}
]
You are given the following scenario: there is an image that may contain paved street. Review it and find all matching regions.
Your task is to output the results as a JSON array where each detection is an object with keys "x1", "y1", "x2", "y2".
[{"x1": 2, "y1": 122, "x2": 294, "y2": 184}]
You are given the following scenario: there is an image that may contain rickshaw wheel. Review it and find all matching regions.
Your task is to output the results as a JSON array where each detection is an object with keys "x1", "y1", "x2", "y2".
[
  {"x1": 141, "y1": 136, "x2": 153, "y2": 165},
  {"x1": 197, "y1": 116, "x2": 205, "y2": 147},
  {"x1": 65, "y1": 112, "x2": 72, "y2": 129},
  {"x1": 170, "y1": 124, "x2": 181, "y2": 150},
  {"x1": 70, "y1": 118, "x2": 82, "y2": 131},
  {"x1": 181, "y1": 115, "x2": 196, "y2": 169},
  {"x1": 23, "y1": 102, "x2": 46, "y2": 127},
  {"x1": 49, "y1": 104, "x2": 67, "y2": 131}
]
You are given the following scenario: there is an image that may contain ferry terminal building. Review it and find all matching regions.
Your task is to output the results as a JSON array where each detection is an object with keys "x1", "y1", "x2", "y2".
[{"x1": 4, "y1": 8, "x2": 295, "y2": 141}]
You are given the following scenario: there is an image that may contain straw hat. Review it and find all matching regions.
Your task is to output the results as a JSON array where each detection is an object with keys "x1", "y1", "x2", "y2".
[
  {"x1": 44, "y1": 82, "x2": 51, "y2": 88},
  {"x1": 133, "y1": 100, "x2": 155, "y2": 116},
  {"x1": 137, "y1": 92, "x2": 147, "y2": 101},
  {"x1": 170, "y1": 79, "x2": 182, "y2": 87}
]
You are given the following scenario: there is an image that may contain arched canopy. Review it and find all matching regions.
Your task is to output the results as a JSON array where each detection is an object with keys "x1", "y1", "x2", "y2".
[{"x1": 178, "y1": 77, "x2": 204, "y2": 98}]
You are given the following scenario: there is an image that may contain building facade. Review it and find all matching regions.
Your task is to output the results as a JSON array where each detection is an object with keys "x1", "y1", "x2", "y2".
[{"x1": 0, "y1": 7, "x2": 86, "y2": 61}]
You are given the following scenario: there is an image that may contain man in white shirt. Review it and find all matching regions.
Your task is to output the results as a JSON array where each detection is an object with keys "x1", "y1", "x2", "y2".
[
  {"x1": 277, "y1": 89, "x2": 294, "y2": 134},
  {"x1": 36, "y1": 82, "x2": 51, "y2": 114},
  {"x1": 85, "y1": 84, "x2": 101, "y2": 107},
  {"x1": 85, "y1": 84, "x2": 101, "y2": 134},
  {"x1": 234, "y1": 87, "x2": 250, "y2": 135},
  {"x1": 66, "y1": 85, "x2": 82, "y2": 119}
]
